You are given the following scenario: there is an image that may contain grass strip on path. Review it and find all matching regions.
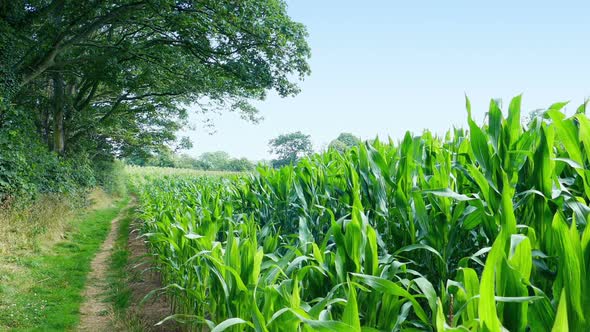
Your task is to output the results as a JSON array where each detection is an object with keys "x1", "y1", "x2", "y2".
[
  {"x1": 107, "y1": 204, "x2": 134, "y2": 314},
  {"x1": 105, "y1": 203, "x2": 148, "y2": 331},
  {"x1": 106, "y1": 200, "x2": 179, "y2": 332}
]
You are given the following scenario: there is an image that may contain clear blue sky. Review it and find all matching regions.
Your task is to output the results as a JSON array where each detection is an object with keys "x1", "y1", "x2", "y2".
[{"x1": 183, "y1": 1, "x2": 590, "y2": 161}]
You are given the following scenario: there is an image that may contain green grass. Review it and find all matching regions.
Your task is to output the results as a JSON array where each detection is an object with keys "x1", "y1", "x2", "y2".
[
  {"x1": 107, "y1": 206, "x2": 134, "y2": 312},
  {"x1": 104, "y1": 203, "x2": 156, "y2": 332},
  {"x1": 0, "y1": 197, "x2": 129, "y2": 331}
]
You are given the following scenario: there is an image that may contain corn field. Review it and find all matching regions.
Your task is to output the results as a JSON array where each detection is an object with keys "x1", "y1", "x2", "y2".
[{"x1": 131, "y1": 97, "x2": 590, "y2": 331}]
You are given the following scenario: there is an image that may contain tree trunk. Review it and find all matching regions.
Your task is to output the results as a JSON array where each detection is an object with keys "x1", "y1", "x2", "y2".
[
  {"x1": 52, "y1": 73, "x2": 65, "y2": 155},
  {"x1": 50, "y1": 2, "x2": 66, "y2": 155},
  {"x1": 38, "y1": 83, "x2": 52, "y2": 147}
]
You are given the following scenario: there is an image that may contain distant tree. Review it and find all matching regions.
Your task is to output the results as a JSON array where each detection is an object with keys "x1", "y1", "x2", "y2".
[
  {"x1": 256, "y1": 159, "x2": 273, "y2": 168},
  {"x1": 337, "y1": 133, "x2": 361, "y2": 147},
  {"x1": 198, "y1": 151, "x2": 231, "y2": 170},
  {"x1": 173, "y1": 154, "x2": 201, "y2": 169},
  {"x1": 328, "y1": 140, "x2": 348, "y2": 153},
  {"x1": 225, "y1": 158, "x2": 256, "y2": 172},
  {"x1": 328, "y1": 132, "x2": 361, "y2": 153},
  {"x1": 126, "y1": 148, "x2": 255, "y2": 171},
  {"x1": 268, "y1": 131, "x2": 313, "y2": 168},
  {"x1": 151, "y1": 149, "x2": 175, "y2": 168},
  {"x1": 124, "y1": 145, "x2": 176, "y2": 167}
]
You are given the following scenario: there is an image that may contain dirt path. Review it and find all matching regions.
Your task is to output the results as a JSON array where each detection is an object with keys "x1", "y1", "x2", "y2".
[
  {"x1": 77, "y1": 198, "x2": 180, "y2": 332},
  {"x1": 78, "y1": 202, "x2": 132, "y2": 332}
]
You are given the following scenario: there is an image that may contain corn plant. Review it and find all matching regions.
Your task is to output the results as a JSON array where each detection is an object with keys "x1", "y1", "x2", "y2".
[{"x1": 132, "y1": 97, "x2": 590, "y2": 331}]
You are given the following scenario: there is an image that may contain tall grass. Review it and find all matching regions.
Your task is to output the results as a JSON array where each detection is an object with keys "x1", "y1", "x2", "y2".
[
  {"x1": 0, "y1": 188, "x2": 115, "y2": 254},
  {"x1": 133, "y1": 97, "x2": 590, "y2": 331}
]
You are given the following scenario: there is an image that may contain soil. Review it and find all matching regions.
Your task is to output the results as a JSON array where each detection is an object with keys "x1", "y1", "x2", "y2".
[{"x1": 121, "y1": 219, "x2": 181, "y2": 332}]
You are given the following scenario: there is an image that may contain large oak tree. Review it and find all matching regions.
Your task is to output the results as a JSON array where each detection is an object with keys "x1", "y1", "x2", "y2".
[{"x1": 0, "y1": 0, "x2": 311, "y2": 157}]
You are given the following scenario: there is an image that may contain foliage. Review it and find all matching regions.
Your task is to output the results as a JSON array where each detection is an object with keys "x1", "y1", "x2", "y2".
[
  {"x1": 197, "y1": 151, "x2": 232, "y2": 170},
  {"x1": 126, "y1": 150, "x2": 256, "y2": 172},
  {"x1": 327, "y1": 139, "x2": 348, "y2": 153},
  {"x1": 268, "y1": 131, "x2": 313, "y2": 168},
  {"x1": 93, "y1": 159, "x2": 128, "y2": 197},
  {"x1": 1, "y1": 0, "x2": 311, "y2": 157},
  {"x1": 225, "y1": 158, "x2": 256, "y2": 172},
  {"x1": 195, "y1": 152, "x2": 256, "y2": 172},
  {"x1": 173, "y1": 154, "x2": 208, "y2": 170},
  {"x1": 0, "y1": 102, "x2": 96, "y2": 204},
  {"x1": 133, "y1": 97, "x2": 590, "y2": 331},
  {"x1": 328, "y1": 132, "x2": 361, "y2": 153}
]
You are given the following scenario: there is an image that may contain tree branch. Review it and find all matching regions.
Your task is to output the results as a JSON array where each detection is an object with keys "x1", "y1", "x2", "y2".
[{"x1": 19, "y1": 1, "x2": 148, "y2": 88}]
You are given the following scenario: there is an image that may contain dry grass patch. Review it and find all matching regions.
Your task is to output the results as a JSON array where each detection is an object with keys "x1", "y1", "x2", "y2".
[
  {"x1": 0, "y1": 194, "x2": 74, "y2": 255},
  {"x1": 0, "y1": 188, "x2": 113, "y2": 256}
]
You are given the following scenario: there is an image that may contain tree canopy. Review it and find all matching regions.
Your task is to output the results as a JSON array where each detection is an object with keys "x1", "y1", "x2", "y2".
[
  {"x1": 197, "y1": 151, "x2": 231, "y2": 170},
  {"x1": 0, "y1": 0, "x2": 311, "y2": 157},
  {"x1": 328, "y1": 132, "x2": 361, "y2": 153},
  {"x1": 268, "y1": 131, "x2": 313, "y2": 168}
]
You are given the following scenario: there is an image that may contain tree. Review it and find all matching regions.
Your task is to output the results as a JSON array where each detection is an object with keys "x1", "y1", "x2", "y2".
[
  {"x1": 328, "y1": 139, "x2": 348, "y2": 153},
  {"x1": 225, "y1": 158, "x2": 255, "y2": 172},
  {"x1": 198, "y1": 151, "x2": 231, "y2": 170},
  {"x1": 328, "y1": 132, "x2": 361, "y2": 153},
  {"x1": 337, "y1": 133, "x2": 361, "y2": 147},
  {"x1": 1, "y1": 0, "x2": 311, "y2": 158},
  {"x1": 268, "y1": 131, "x2": 313, "y2": 168},
  {"x1": 172, "y1": 154, "x2": 201, "y2": 169}
]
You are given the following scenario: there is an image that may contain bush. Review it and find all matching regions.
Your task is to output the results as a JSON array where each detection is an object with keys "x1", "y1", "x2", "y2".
[
  {"x1": 224, "y1": 157, "x2": 256, "y2": 171},
  {"x1": 93, "y1": 159, "x2": 127, "y2": 197},
  {"x1": 0, "y1": 102, "x2": 122, "y2": 205}
]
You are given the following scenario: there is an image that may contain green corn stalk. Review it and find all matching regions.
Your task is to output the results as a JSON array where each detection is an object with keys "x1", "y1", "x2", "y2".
[{"x1": 129, "y1": 96, "x2": 590, "y2": 331}]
